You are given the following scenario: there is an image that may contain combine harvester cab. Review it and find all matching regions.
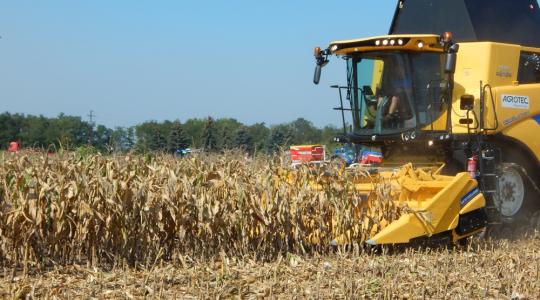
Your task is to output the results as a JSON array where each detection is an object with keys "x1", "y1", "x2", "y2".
[{"x1": 313, "y1": 0, "x2": 540, "y2": 245}]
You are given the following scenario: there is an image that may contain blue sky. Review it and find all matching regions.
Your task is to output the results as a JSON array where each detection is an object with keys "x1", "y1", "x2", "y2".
[{"x1": 0, "y1": 1, "x2": 397, "y2": 128}]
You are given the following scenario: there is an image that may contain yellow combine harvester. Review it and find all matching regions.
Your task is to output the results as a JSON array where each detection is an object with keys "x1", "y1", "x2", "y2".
[{"x1": 313, "y1": 0, "x2": 540, "y2": 245}]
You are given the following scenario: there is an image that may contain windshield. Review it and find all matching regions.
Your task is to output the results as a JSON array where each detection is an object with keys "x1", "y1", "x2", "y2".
[{"x1": 347, "y1": 51, "x2": 446, "y2": 135}]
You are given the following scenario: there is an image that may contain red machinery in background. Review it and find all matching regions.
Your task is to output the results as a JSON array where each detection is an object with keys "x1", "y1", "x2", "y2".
[
  {"x1": 290, "y1": 145, "x2": 325, "y2": 166},
  {"x1": 7, "y1": 141, "x2": 19, "y2": 153}
]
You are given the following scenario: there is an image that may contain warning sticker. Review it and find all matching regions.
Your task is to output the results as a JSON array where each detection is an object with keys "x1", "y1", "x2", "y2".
[{"x1": 501, "y1": 94, "x2": 529, "y2": 109}]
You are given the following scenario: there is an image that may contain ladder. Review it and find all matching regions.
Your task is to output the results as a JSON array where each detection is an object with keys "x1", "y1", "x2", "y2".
[{"x1": 478, "y1": 147, "x2": 502, "y2": 224}]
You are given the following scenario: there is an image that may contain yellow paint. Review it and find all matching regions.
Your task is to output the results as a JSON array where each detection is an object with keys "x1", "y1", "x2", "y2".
[
  {"x1": 368, "y1": 172, "x2": 484, "y2": 245},
  {"x1": 459, "y1": 193, "x2": 485, "y2": 215},
  {"x1": 503, "y1": 119, "x2": 540, "y2": 161},
  {"x1": 330, "y1": 34, "x2": 443, "y2": 55},
  {"x1": 371, "y1": 60, "x2": 384, "y2": 93},
  {"x1": 450, "y1": 42, "x2": 540, "y2": 161}
]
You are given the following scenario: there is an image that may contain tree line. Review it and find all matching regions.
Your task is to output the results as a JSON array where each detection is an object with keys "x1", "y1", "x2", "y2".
[{"x1": 0, "y1": 112, "x2": 342, "y2": 154}]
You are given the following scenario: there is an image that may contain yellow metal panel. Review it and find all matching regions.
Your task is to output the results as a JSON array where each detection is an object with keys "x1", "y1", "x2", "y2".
[
  {"x1": 331, "y1": 34, "x2": 440, "y2": 45},
  {"x1": 371, "y1": 60, "x2": 384, "y2": 92},
  {"x1": 369, "y1": 173, "x2": 481, "y2": 245},
  {"x1": 503, "y1": 118, "x2": 540, "y2": 162},
  {"x1": 451, "y1": 42, "x2": 522, "y2": 134},
  {"x1": 459, "y1": 194, "x2": 486, "y2": 215},
  {"x1": 330, "y1": 35, "x2": 443, "y2": 56},
  {"x1": 452, "y1": 228, "x2": 485, "y2": 242},
  {"x1": 368, "y1": 214, "x2": 427, "y2": 244},
  {"x1": 486, "y1": 85, "x2": 540, "y2": 134},
  {"x1": 448, "y1": 42, "x2": 540, "y2": 163},
  {"x1": 451, "y1": 43, "x2": 491, "y2": 134}
]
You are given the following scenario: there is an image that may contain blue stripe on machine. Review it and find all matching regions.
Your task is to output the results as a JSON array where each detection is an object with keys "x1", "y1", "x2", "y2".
[
  {"x1": 533, "y1": 115, "x2": 540, "y2": 125},
  {"x1": 460, "y1": 187, "x2": 480, "y2": 207}
]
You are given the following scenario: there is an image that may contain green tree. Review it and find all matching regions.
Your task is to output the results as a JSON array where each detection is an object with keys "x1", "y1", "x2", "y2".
[
  {"x1": 0, "y1": 112, "x2": 23, "y2": 149},
  {"x1": 321, "y1": 125, "x2": 342, "y2": 149},
  {"x1": 267, "y1": 124, "x2": 293, "y2": 154},
  {"x1": 215, "y1": 118, "x2": 242, "y2": 150},
  {"x1": 168, "y1": 121, "x2": 191, "y2": 153},
  {"x1": 110, "y1": 127, "x2": 125, "y2": 152},
  {"x1": 54, "y1": 113, "x2": 91, "y2": 148},
  {"x1": 248, "y1": 122, "x2": 270, "y2": 155},
  {"x1": 125, "y1": 127, "x2": 135, "y2": 151},
  {"x1": 152, "y1": 130, "x2": 167, "y2": 152},
  {"x1": 19, "y1": 115, "x2": 49, "y2": 148},
  {"x1": 289, "y1": 118, "x2": 322, "y2": 145},
  {"x1": 135, "y1": 121, "x2": 161, "y2": 153},
  {"x1": 202, "y1": 117, "x2": 219, "y2": 152},
  {"x1": 183, "y1": 118, "x2": 205, "y2": 148},
  {"x1": 94, "y1": 124, "x2": 113, "y2": 152},
  {"x1": 234, "y1": 126, "x2": 254, "y2": 154},
  {"x1": 0, "y1": 111, "x2": 339, "y2": 154}
]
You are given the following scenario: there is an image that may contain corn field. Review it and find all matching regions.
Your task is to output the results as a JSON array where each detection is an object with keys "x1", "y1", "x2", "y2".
[
  {"x1": 2, "y1": 151, "x2": 540, "y2": 299},
  {"x1": 0, "y1": 151, "x2": 405, "y2": 271}
]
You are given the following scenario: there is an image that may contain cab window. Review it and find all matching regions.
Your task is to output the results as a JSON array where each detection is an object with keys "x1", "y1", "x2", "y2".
[{"x1": 518, "y1": 51, "x2": 540, "y2": 84}]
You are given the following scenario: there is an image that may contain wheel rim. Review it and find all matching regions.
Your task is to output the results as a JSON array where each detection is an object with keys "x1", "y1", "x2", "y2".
[{"x1": 493, "y1": 166, "x2": 525, "y2": 217}]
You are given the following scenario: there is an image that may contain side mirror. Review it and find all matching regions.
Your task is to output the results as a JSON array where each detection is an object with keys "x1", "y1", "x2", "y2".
[
  {"x1": 314, "y1": 64, "x2": 322, "y2": 85},
  {"x1": 313, "y1": 47, "x2": 328, "y2": 85},
  {"x1": 460, "y1": 94, "x2": 475, "y2": 110},
  {"x1": 444, "y1": 44, "x2": 459, "y2": 74},
  {"x1": 444, "y1": 52, "x2": 457, "y2": 74}
]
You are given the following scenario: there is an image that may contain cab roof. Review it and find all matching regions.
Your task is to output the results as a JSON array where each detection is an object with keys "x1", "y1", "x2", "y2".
[{"x1": 390, "y1": 0, "x2": 540, "y2": 48}]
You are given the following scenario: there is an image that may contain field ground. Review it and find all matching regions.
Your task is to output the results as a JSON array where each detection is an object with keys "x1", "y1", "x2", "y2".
[{"x1": 2, "y1": 237, "x2": 539, "y2": 299}]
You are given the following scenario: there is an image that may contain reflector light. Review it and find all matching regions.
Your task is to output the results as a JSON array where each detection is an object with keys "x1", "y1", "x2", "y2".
[
  {"x1": 443, "y1": 31, "x2": 453, "y2": 43},
  {"x1": 382, "y1": 40, "x2": 389, "y2": 46}
]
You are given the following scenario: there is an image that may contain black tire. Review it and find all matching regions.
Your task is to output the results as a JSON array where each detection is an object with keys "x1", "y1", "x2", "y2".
[{"x1": 493, "y1": 157, "x2": 540, "y2": 225}]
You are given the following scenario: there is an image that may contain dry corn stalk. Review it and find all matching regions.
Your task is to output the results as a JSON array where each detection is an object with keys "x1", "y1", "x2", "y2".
[{"x1": 0, "y1": 151, "x2": 405, "y2": 270}]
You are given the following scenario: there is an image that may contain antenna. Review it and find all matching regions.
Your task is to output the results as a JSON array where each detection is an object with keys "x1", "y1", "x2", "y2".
[{"x1": 88, "y1": 110, "x2": 96, "y2": 145}]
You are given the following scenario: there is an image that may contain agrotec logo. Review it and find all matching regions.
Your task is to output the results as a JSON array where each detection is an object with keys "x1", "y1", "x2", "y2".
[{"x1": 501, "y1": 94, "x2": 529, "y2": 109}]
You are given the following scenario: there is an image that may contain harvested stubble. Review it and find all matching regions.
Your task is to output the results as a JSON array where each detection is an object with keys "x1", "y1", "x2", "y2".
[
  {"x1": 0, "y1": 151, "x2": 404, "y2": 271},
  {"x1": 2, "y1": 238, "x2": 540, "y2": 299}
]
